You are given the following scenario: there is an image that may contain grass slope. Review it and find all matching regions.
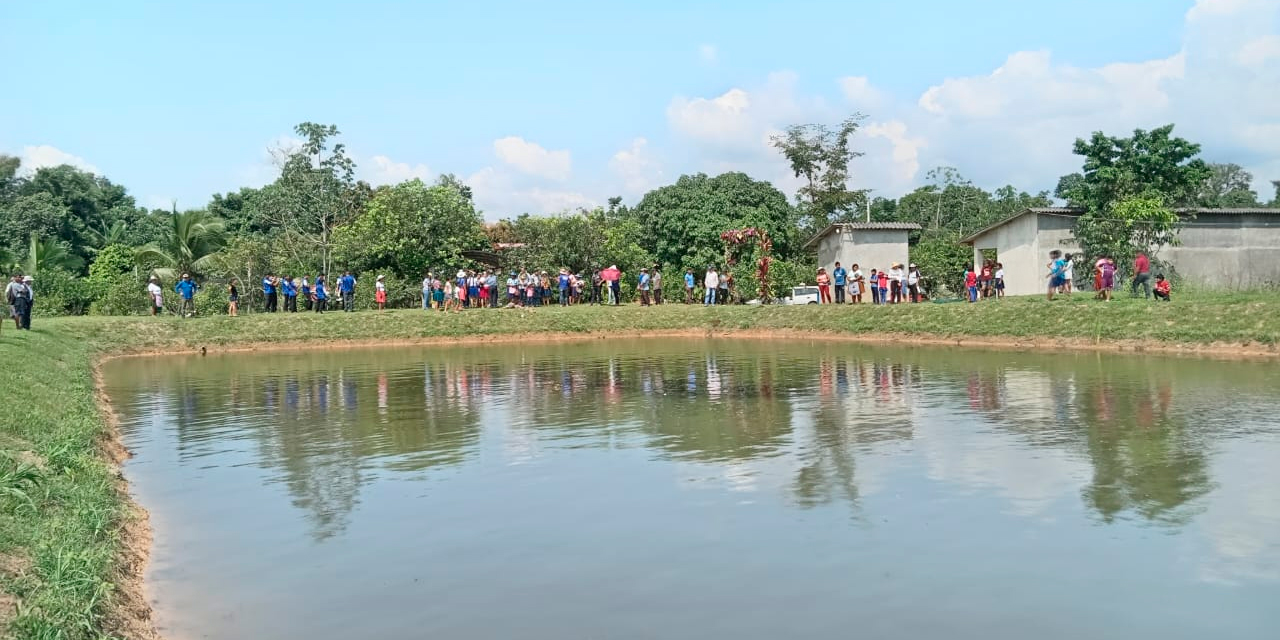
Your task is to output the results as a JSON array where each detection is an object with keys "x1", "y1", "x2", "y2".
[{"x1": 2, "y1": 292, "x2": 1279, "y2": 639}]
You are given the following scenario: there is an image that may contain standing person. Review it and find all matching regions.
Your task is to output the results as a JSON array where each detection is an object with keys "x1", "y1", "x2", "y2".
[
  {"x1": 832, "y1": 261, "x2": 848, "y2": 304},
  {"x1": 507, "y1": 271, "x2": 519, "y2": 307},
  {"x1": 375, "y1": 275, "x2": 387, "y2": 310},
  {"x1": 147, "y1": 276, "x2": 164, "y2": 316},
  {"x1": 175, "y1": 273, "x2": 197, "y2": 317},
  {"x1": 703, "y1": 266, "x2": 717, "y2": 306},
  {"x1": 888, "y1": 263, "x2": 903, "y2": 304},
  {"x1": 638, "y1": 268, "x2": 652, "y2": 306},
  {"x1": 313, "y1": 275, "x2": 327, "y2": 313},
  {"x1": 1099, "y1": 257, "x2": 1116, "y2": 301},
  {"x1": 588, "y1": 269, "x2": 601, "y2": 305},
  {"x1": 227, "y1": 279, "x2": 239, "y2": 317},
  {"x1": 1154, "y1": 274, "x2": 1171, "y2": 301},
  {"x1": 558, "y1": 268, "x2": 571, "y2": 306},
  {"x1": 907, "y1": 263, "x2": 921, "y2": 303},
  {"x1": 994, "y1": 263, "x2": 1005, "y2": 299},
  {"x1": 850, "y1": 264, "x2": 864, "y2": 304},
  {"x1": 339, "y1": 270, "x2": 357, "y2": 312},
  {"x1": 262, "y1": 273, "x2": 277, "y2": 312},
  {"x1": 1046, "y1": 250, "x2": 1067, "y2": 301},
  {"x1": 487, "y1": 271, "x2": 499, "y2": 308},
  {"x1": 965, "y1": 265, "x2": 979, "y2": 303},
  {"x1": 877, "y1": 269, "x2": 889, "y2": 305},
  {"x1": 1061, "y1": 254, "x2": 1075, "y2": 295},
  {"x1": 422, "y1": 272, "x2": 433, "y2": 310},
  {"x1": 18, "y1": 276, "x2": 33, "y2": 329},
  {"x1": 7, "y1": 276, "x2": 22, "y2": 329},
  {"x1": 609, "y1": 265, "x2": 622, "y2": 306},
  {"x1": 1131, "y1": 252, "x2": 1152, "y2": 299},
  {"x1": 301, "y1": 276, "x2": 313, "y2": 311},
  {"x1": 868, "y1": 269, "x2": 880, "y2": 305},
  {"x1": 683, "y1": 268, "x2": 695, "y2": 304},
  {"x1": 652, "y1": 266, "x2": 663, "y2": 305},
  {"x1": 718, "y1": 269, "x2": 730, "y2": 305},
  {"x1": 282, "y1": 276, "x2": 298, "y2": 312},
  {"x1": 816, "y1": 268, "x2": 832, "y2": 304}
]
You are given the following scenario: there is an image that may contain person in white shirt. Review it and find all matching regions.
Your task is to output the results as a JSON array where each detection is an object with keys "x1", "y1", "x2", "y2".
[
  {"x1": 906, "y1": 263, "x2": 921, "y2": 303},
  {"x1": 850, "y1": 264, "x2": 864, "y2": 304},
  {"x1": 146, "y1": 276, "x2": 163, "y2": 316},
  {"x1": 889, "y1": 264, "x2": 904, "y2": 304},
  {"x1": 994, "y1": 263, "x2": 1006, "y2": 299},
  {"x1": 1061, "y1": 253, "x2": 1074, "y2": 294},
  {"x1": 703, "y1": 267, "x2": 718, "y2": 306},
  {"x1": 422, "y1": 273, "x2": 433, "y2": 310}
]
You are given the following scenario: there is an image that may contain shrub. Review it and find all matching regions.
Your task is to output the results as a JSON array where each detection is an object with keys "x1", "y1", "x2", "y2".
[
  {"x1": 88, "y1": 274, "x2": 150, "y2": 316},
  {"x1": 31, "y1": 268, "x2": 92, "y2": 316}
]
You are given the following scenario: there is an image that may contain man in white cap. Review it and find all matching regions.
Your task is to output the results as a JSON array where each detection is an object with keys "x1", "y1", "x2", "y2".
[
  {"x1": 19, "y1": 275, "x2": 34, "y2": 329},
  {"x1": 147, "y1": 276, "x2": 164, "y2": 316},
  {"x1": 907, "y1": 263, "x2": 921, "y2": 303}
]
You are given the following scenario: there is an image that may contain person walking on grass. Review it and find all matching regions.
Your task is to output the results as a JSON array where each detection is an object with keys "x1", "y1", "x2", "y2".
[
  {"x1": 175, "y1": 273, "x2": 197, "y2": 317},
  {"x1": 18, "y1": 276, "x2": 33, "y2": 329},
  {"x1": 832, "y1": 261, "x2": 848, "y2": 304},
  {"x1": 227, "y1": 279, "x2": 239, "y2": 317},
  {"x1": 313, "y1": 275, "x2": 327, "y2": 312},
  {"x1": 1046, "y1": 250, "x2": 1067, "y2": 301},
  {"x1": 1132, "y1": 252, "x2": 1152, "y2": 299},
  {"x1": 1154, "y1": 274, "x2": 1171, "y2": 301},
  {"x1": 147, "y1": 276, "x2": 164, "y2": 316},
  {"x1": 339, "y1": 270, "x2": 357, "y2": 312},
  {"x1": 375, "y1": 275, "x2": 387, "y2": 310}
]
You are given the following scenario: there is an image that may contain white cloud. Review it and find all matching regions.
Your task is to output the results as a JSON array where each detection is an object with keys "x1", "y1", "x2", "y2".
[
  {"x1": 466, "y1": 166, "x2": 595, "y2": 218},
  {"x1": 1237, "y1": 34, "x2": 1280, "y2": 67},
  {"x1": 524, "y1": 188, "x2": 594, "y2": 212},
  {"x1": 838, "y1": 76, "x2": 884, "y2": 110},
  {"x1": 698, "y1": 43, "x2": 719, "y2": 65},
  {"x1": 19, "y1": 145, "x2": 99, "y2": 174},
  {"x1": 493, "y1": 136, "x2": 572, "y2": 181},
  {"x1": 864, "y1": 121, "x2": 925, "y2": 184},
  {"x1": 609, "y1": 137, "x2": 663, "y2": 194},
  {"x1": 363, "y1": 154, "x2": 432, "y2": 185},
  {"x1": 667, "y1": 87, "x2": 754, "y2": 148}
]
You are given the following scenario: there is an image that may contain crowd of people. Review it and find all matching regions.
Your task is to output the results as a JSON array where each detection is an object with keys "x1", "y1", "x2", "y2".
[
  {"x1": 1045, "y1": 250, "x2": 1170, "y2": 302},
  {"x1": 815, "y1": 262, "x2": 927, "y2": 305}
]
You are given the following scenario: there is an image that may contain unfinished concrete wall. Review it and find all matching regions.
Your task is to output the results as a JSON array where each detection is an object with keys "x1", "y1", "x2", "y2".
[
  {"x1": 1161, "y1": 215, "x2": 1280, "y2": 288},
  {"x1": 815, "y1": 228, "x2": 911, "y2": 285},
  {"x1": 969, "y1": 213, "x2": 1041, "y2": 296}
]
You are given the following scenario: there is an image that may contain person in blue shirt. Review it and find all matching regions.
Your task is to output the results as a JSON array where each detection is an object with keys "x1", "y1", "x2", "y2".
[
  {"x1": 485, "y1": 271, "x2": 499, "y2": 308},
  {"x1": 832, "y1": 262, "x2": 848, "y2": 304},
  {"x1": 339, "y1": 271, "x2": 356, "y2": 312},
  {"x1": 684, "y1": 268, "x2": 695, "y2": 304},
  {"x1": 300, "y1": 276, "x2": 312, "y2": 311},
  {"x1": 313, "y1": 275, "x2": 328, "y2": 313},
  {"x1": 262, "y1": 273, "x2": 277, "y2": 312},
  {"x1": 638, "y1": 268, "x2": 652, "y2": 306},
  {"x1": 281, "y1": 276, "x2": 298, "y2": 312},
  {"x1": 174, "y1": 273, "x2": 198, "y2": 317},
  {"x1": 557, "y1": 268, "x2": 571, "y2": 306}
]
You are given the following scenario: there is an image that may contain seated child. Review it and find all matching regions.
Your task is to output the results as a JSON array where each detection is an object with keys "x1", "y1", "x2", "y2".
[{"x1": 1154, "y1": 274, "x2": 1171, "y2": 301}]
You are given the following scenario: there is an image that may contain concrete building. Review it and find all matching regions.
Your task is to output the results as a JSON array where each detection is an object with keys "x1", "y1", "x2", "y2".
[
  {"x1": 804, "y1": 222, "x2": 922, "y2": 278},
  {"x1": 960, "y1": 207, "x2": 1280, "y2": 296}
]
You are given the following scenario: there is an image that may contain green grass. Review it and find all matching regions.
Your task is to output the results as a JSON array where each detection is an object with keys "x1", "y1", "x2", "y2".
[{"x1": 3, "y1": 292, "x2": 1280, "y2": 639}]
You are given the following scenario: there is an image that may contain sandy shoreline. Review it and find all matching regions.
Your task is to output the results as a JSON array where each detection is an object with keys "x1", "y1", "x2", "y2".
[{"x1": 92, "y1": 327, "x2": 1280, "y2": 639}]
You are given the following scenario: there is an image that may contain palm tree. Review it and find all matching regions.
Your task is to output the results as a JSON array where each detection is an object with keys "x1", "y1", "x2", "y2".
[
  {"x1": 24, "y1": 234, "x2": 84, "y2": 276},
  {"x1": 84, "y1": 220, "x2": 131, "y2": 255},
  {"x1": 135, "y1": 208, "x2": 228, "y2": 279}
]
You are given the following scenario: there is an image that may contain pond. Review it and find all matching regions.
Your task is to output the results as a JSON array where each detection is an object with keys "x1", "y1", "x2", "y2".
[{"x1": 102, "y1": 339, "x2": 1280, "y2": 640}]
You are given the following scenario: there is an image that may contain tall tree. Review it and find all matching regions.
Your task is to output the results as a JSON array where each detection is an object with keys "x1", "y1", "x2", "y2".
[
  {"x1": 1059, "y1": 125, "x2": 1211, "y2": 267},
  {"x1": 135, "y1": 209, "x2": 228, "y2": 279},
  {"x1": 23, "y1": 234, "x2": 84, "y2": 276},
  {"x1": 770, "y1": 115, "x2": 866, "y2": 233},
  {"x1": 255, "y1": 123, "x2": 370, "y2": 275},
  {"x1": 630, "y1": 172, "x2": 798, "y2": 272},
  {"x1": 1197, "y1": 163, "x2": 1260, "y2": 207},
  {"x1": 332, "y1": 178, "x2": 486, "y2": 279}
]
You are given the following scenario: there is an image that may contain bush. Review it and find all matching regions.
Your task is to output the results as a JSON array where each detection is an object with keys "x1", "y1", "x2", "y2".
[
  {"x1": 31, "y1": 268, "x2": 93, "y2": 316},
  {"x1": 353, "y1": 274, "x2": 420, "y2": 309},
  {"x1": 88, "y1": 274, "x2": 151, "y2": 316},
  {"x1": 910, "y1": 236, "x2": 971, "y2": 298}
]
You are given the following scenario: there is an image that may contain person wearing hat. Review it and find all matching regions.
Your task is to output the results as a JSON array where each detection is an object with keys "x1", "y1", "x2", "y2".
[
  {"x1": 174, "y1": 273, "x2": 197, "y2": 318},
  {"x1": 375, "y1": 275, "x2": 388, "y2": 310},
  {"x1": 557, "y1": 268, "x2": 571, "y2": 306},
  {"x1": 19, "y1": 275, "x2": 33, "y2": 329},
  {"x1": 907, "y1": 263, "x2": 922, "y2": 303},
  {"x1": 5, "y1": 275, "x2": 21, "y2": 330},
  {"x1": 146, "y1": 275, "x2": 164, "y2": 316},
  {"x1": 652, "y1": 264, "x2": 663, "y2": 305},
  {"x1": 638, "y1": 267, "x2": 652, "y2": 306},
  {"x1": 6, "y1": 275, "x2": 32, "y2": 330}
]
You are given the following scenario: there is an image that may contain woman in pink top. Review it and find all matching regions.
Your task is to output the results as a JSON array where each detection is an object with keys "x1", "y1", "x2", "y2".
[{"x1": 816, "y1": 268, "x2": 832, "y2": 304}]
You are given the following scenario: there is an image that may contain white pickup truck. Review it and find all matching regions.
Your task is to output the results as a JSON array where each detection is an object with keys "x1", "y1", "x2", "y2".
[{"x1": 783, "y1": 285, "x2": 820, "y2": 305}]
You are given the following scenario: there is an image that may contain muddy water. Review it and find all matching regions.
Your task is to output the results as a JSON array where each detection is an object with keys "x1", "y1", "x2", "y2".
[{"x1": 103, "y1": 340, "x2": 1280, "y2": 640}]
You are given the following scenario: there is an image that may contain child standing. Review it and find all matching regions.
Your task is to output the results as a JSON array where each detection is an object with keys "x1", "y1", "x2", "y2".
[
  {"x1": 994, "y1": 263, "x2": 1005, "y2": 299},
  {"x1": 1099, "y1": 257, "x2": 1116, "y2": 301},
  {"x1": 1046, "y1": 250, "x2": 1066, "y2": 301},
  {"x1": 877, "y1": 269, "x2": 889, "y2": 305},
  {"x1": 868, "y1": 269, "x2": 880, "y2": 304},
  {"x1": 964, "y1": 265, "x2": 978, "y2": 302},
  {"x1": 850, "y1": 264, "x2": 863, "y2": 304},
  {"x1": 375, "y1": 275, "x2": 387, "y2": 310}
]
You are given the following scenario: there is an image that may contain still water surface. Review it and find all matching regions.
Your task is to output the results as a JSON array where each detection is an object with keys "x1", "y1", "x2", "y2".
[{"x1": 104, "y1": 340, "x2": 1280, "y2": 639}]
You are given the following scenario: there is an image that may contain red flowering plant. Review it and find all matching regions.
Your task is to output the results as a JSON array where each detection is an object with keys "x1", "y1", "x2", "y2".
[{"x1": 720, "y1": 227, "x2": 773, "y2": 303}]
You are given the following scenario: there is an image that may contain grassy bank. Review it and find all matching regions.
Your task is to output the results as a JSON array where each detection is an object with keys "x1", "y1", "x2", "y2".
[{"x1": 2, "y1": 292, "x2": 1280, "y2": 639}]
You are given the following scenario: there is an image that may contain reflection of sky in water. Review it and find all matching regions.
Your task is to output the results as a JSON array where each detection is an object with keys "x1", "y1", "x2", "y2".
[{"x1": 104, "y1": 342, "x2": 1280, "y2": 640}]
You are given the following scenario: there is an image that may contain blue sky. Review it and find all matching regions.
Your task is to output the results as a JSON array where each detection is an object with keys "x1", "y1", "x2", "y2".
[{"x1": 3, "y1": 0, "x2": 1277, "y2": 217}]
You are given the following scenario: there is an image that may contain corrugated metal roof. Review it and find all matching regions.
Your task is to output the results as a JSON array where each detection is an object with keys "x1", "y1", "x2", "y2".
[
  {"x1": 960, "y1": 206, "x2": 1280, "y2": 243},
  {"x1": 802, "y1": 222, "x2": 922, "y2": 250}
]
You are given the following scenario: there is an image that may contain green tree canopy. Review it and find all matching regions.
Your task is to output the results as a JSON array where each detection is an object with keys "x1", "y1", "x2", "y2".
[
  {"x1": 332, "y1": 178, "x2": 487, "y2": 279},
  {"x1": 770, "y1": 115, "x2": 867, "y2": 233},
  {"x1": 1196, "y1": 163, "x2": 1261, "y2": 207},
  {"x1": 135, "y1": 209, "x2": 228, "y2": 279},
  {"x1": 630, "y1": 172, "x2": 798, "y2": 273},
  {"x1": 1058, "y1": 124, "x2": 1211, "y2": 213}
]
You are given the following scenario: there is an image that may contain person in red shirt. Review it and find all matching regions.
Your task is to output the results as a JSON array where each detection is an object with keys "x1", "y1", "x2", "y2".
[
  {"x1": 877, "y1": 270, "x2": 889, "y2": 305},
  {"x1": 1132, "y1": 252, "x2": 1152, "y2": 299},
  {"x1": 815, "y1": 268, "x2": 832, "y2": 304},
  {"x1": 1153, "y1": 273, "x2": 1171, "y2": 301},
  {"x1": 964, "y1": 265, "x2": 978, "y2": 303}
]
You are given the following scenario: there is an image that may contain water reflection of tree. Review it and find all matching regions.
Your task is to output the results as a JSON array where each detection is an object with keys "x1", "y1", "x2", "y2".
[{"x1": 1076, "y1": 375, "x2": 1212, "y2": 526}]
